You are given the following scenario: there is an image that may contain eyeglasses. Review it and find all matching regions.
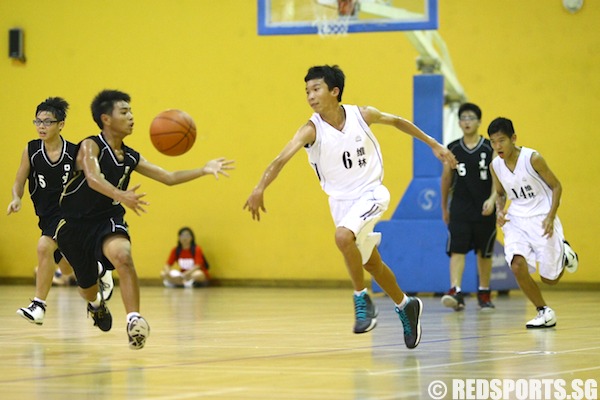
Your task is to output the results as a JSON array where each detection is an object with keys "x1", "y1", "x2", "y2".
[
  {"x1": 459, "y1": 115, "x2": 479, "y2": 121},
  {"x1": 33, "y1": 119, "x2": 59, "y2": 127}
]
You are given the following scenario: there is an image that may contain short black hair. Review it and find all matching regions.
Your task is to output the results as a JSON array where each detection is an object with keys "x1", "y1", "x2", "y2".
[
  {"x1": 36, "y1": 97, "x2": 69, "y2": 121},
  {"x1": 91, "y1": 89, "x2": 131, "y2": 129},
  {"x1": 487, "y1": 117, "x2": 515, "y2": 138},
  {"x1": 458, "y1": 102, "x2": 481, "y2": 120},
  {"x1": 304, "y1": 65, "x2": 345, "y2": 102}
]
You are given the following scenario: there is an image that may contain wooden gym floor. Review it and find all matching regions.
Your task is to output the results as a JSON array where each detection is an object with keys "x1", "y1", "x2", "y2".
[{"x1": 0, "y1": 285, "x2": 598, "y2": 400}]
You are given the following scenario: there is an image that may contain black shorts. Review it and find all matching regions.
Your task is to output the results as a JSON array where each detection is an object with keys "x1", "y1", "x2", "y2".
[
  {"x1": 37, "y1": 215, "x2": 64, "y2": 263},
  {"x1": 56, "y1": 216, "x2": 130, "y2": 289},
  {"x1": 53, "y1": 249, "x2": 63, "y2": 264},
  {"x1": 39, "y1": 213, "x2": 61, "y2": 237},
  {"x1": 446, "y1": 220, "x2": 496, "y2": 257}
]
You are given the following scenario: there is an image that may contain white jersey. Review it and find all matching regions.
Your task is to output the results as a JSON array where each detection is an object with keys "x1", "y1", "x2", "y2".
[
  {"x1": 491, "y1": 146, "x2": 554, "y2": 217},
  {"x1": 305, "y1": 105, "x2": 383, "y2": 200}
]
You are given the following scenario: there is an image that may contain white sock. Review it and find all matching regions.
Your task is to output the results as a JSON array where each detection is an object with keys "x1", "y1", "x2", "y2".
[
  {"x1": 89, "y1": 293, "x2": 101, "y2": 309},
  {"x1": 127, "y1": 312, "x2": 141, "y2": 322},
  {"x1": 396, "y1": 295, "x2": 409, "y2": 310},
  {"x1": 33, "y1": 297, "x2": 46, "y2": 305},
  {"x1": 455, "y1": 286, "x2": 462, "y2": 293},
  {"x1": 478, "y1": 286, "x2": 489, "y2": 291},
  {"x1": 354, "y1": 288, "x2": 367, "y2": 297}
]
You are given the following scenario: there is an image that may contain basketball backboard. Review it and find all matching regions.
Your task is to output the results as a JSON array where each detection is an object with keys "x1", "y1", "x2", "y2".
[{"x1": 257, "y1": 0, "x2": 438, "y2": 35}]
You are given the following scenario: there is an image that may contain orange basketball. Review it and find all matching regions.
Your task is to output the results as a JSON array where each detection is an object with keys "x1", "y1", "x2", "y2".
[{"x1": 149, "y1": 109, "x2": 196, "y2": 156}]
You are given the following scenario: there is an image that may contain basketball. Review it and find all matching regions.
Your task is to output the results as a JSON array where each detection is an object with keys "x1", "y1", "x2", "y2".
[{"x1": 149, "y1": 109, "x2": 197, "y2": 156}]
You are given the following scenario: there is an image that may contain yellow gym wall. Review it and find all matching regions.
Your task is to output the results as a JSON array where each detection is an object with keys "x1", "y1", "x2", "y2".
[{"x1": 1, "y1": 1, "x2": 598, "y2": 285}]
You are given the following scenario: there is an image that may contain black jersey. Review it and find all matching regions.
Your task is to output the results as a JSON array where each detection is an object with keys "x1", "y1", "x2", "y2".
[
  {"x1": 447, "y1": 136, "x2": 495, "y2": 222},
  {"x1": 27, "y1": 138, "x2": 76, "y2": 218},
  {"x1": 60, "y1": 134, "x2": 140, "y2": 221}
]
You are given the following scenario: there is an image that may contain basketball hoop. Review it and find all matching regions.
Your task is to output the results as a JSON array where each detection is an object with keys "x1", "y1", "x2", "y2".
[{"x1": 313, "y1": 0, "x2": 359, "y2": 37}]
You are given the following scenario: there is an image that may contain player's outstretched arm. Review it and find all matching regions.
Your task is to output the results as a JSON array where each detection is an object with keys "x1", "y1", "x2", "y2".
[
  {"x1": 7, "y1": 146, "x2": 31, "y2": 215},
  {"x1": 135, "y1": 157, "x2": 235, "y2": 186},
  {"x1": 244, "y1": 122, "x2": 316, "y2": 221},
  {"x1": 359, "y1": 106, "x2": 458, "y2": 169},
  {"x1": 200, "y1": 158, "x2": 235, "y2": 180}
]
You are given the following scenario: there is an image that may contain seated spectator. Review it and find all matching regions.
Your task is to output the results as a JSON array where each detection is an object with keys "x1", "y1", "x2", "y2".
[{"x1": 161, "y1": 227, "x2": 210, "y2": 288}]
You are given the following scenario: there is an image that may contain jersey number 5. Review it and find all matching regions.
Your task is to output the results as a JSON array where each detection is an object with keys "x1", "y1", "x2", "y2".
[
  {"x1": 37, "y1": 174, "x2": 47, "y2": 188},
  {"x1": 456, "y1": 163, "x2": 467, "y2": 176}
]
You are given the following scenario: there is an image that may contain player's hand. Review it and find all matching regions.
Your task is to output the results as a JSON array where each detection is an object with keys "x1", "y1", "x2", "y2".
[
  {"x1": 496, "y1": 210, "x2": 510, "y2": 227},
  {"x1": 542, "y1": 216, "x2": 554, "y2": 238},
  {"x1": 433, "y1": 144, "x2": 458, "y2": 169},
  {"x1": 442, "y1": 208, "x2": 450, "y2": 225},
  {"x1": 120, "y1": 184, "x2": 149, "y2": 216},
  {"x1": 243, "y1": 189, "x2": 266, "y2": 221},
  {"x1": 203, "y1": 158, "x2": 235, "y2": 179},
  {"x1": 6, "y1": 199, "x2": 21, "y2": 215},
  {"x1": 481, "y1": 198, "x2": 495, "y2": 216}
]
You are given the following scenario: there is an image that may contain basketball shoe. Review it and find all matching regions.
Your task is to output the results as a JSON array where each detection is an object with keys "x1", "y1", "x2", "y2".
[
  {"x1": 441, "y1": 287, "x2": 465, "y2": 311},
  {"x1": 98, "y1": 262, "x2": 114, "y2": 301},
  {"x1": 563, "y1": 241, "x2": 579, "y2": 273},
  {"x1": 99, "y1": 270, "x2": 114, "y2": 301},
  {"x1": 127, "y1": 315, "x2": 150, "y2": 350},
  {"x1": 526, "y1": 306, "x2": 557, "y2": 329},
  {"x1": 17, "y1": 299, "x2": 46, "y2": 325},
  {"x1": 353, "y1": 292, "x2": 378, "y2": 333},
  {"x1": 395, "y1": 297, "x2": 423, "y2": 349},
  {"x1": 477, "y1": 289, "x2": 495, "y2": 311},
  {"x1": 88, "y1": 300, "x2": 112, "y2": 332}
]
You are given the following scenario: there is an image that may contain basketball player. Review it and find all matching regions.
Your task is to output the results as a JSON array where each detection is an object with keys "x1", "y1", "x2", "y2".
[
  {"x1": 7, "y1": 97, "x2": 113, "y2": 325},
  {"x1": 488, "y1": 117, "x2": 578, "y2": 329},
  {"x1": 243, "y1": 65, "x2": 457, "y2": 349},
  {"x1": 56, "y1": 89, "x2": 234, "y2": 349},
  {"x1": 440, "y1": 103, "x2": 497, "y2": 312}
]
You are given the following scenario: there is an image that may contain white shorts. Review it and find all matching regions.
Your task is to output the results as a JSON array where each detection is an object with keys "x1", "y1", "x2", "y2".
[
  {"x1": 329, "y1": 185, "x2": 390, "y2": 262},
  {"x1": 502, "y1": 214, "x2": 566, "y2": 280}
]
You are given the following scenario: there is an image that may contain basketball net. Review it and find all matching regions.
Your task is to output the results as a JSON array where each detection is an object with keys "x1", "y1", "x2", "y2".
[
  {"x1": 313, "y1": 0, "x2": 359, "y2": 38},
  {"x1": 314, "y1": 16, "x2": 351, "y2": 37}
]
